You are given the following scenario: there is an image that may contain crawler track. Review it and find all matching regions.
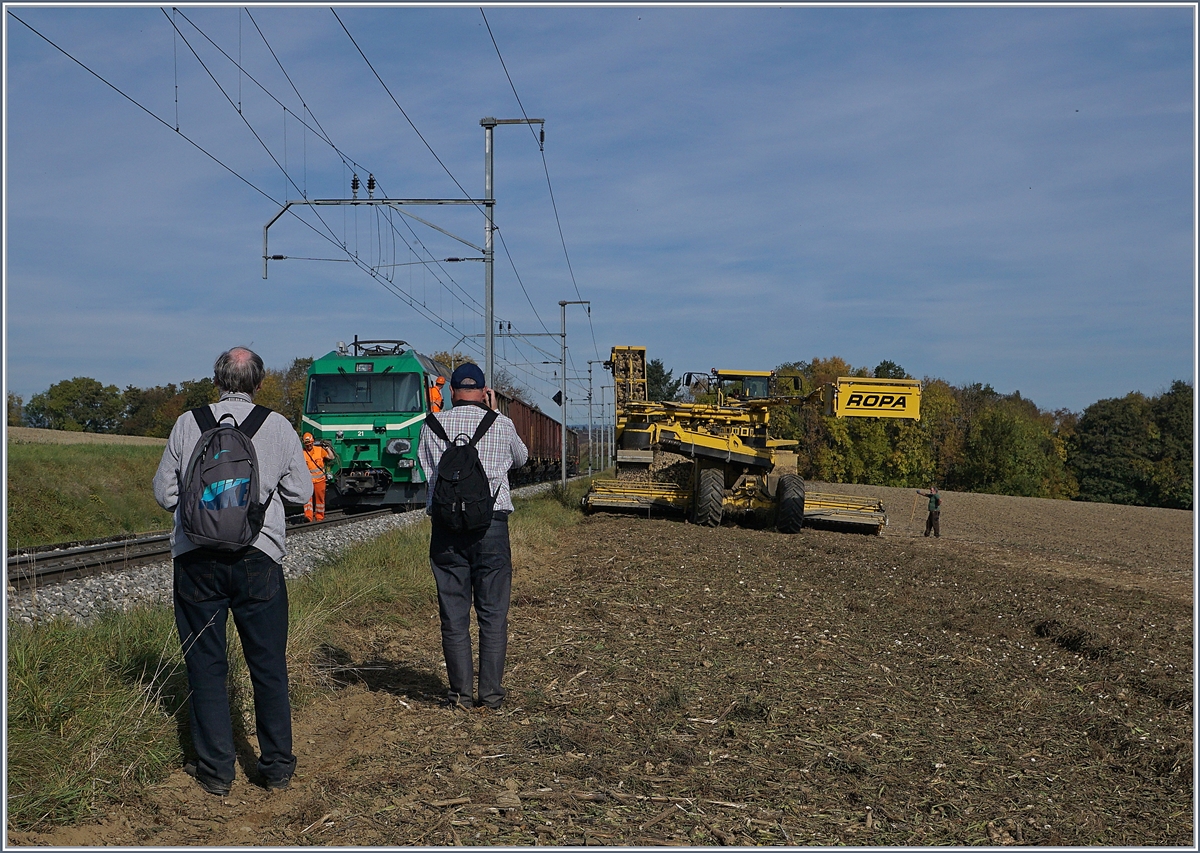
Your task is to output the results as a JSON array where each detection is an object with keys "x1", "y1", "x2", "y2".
[{"x1": 6, "y1": 509, "x2": 394, "y2": 591}]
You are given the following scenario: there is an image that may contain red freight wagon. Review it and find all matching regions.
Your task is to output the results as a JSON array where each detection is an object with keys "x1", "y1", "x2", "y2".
[{"x1": 495, "y1": 391, "x2": 578, "y2": 484}]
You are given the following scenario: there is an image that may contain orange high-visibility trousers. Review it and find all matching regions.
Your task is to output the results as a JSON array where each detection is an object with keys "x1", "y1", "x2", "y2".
[{"x1": 305, "y1": 477, "x2": 326, "y2": 522}]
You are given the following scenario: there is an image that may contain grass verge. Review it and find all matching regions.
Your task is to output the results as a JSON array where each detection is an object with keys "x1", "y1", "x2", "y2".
[
  {"x1": 5, "y1": 480, "x2": 590, "y2": 831},
  {"x1": 6, "y1": 443, "x2": 174, "y2": 548},
  {"x1": 6, "y1": 607, "x2": 187, "y2": 827}
]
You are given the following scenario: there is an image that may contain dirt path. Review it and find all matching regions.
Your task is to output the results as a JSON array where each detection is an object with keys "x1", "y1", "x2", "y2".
[{"x1": 9, "y1": 488, "x2": 1193, "y2": 846}]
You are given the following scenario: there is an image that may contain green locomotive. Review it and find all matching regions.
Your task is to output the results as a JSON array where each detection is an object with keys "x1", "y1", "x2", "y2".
[
  {"x1": 302, "y1": 336, "x2": 579, "y2": 511},
  {"x1": 302, "y1": 338, "x2": 450, "y2": 510}
]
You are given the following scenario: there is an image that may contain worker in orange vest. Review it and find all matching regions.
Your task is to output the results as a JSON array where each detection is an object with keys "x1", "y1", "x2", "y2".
[
  {"x1": 302, "y1": 432, "x2": 333, "y2": 522},
  {"x1": 428, "y1": 375, "x2": 446, "y2": 413}
]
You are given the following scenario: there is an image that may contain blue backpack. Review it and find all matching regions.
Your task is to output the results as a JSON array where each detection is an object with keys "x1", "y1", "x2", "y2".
[{"x1": 179, "y1": 405, "x2": 273, "y2": 550}]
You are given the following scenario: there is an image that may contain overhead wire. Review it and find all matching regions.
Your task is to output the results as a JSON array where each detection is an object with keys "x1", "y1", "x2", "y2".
[
  {"x1": 15, "y1": 8, "x2": 568, "y2": 406},
  {"x1": 330, "y1": 7, "x2": 482, "y2": 214},
  {"x1": 172, "y1": 6, "x2": 484, "y2": 320},
  {"x1": 480, "y1": 7, "x2": 601, "y2": 364},
  {"x1": 246, "y1": 5, "x2": 483, "y2": 316},
  {"x1": 479, "y1": 7, "x2": 602, "y2": 417},
  {"x1": 9, "y1": 11, "x2": 279, "y2": 210},
  {"x1": 9, "y1": 9, "x2": 483, "y2": 353},
  {"x1": 329, "y1": 7, "x2": 572, "y2": 402}
]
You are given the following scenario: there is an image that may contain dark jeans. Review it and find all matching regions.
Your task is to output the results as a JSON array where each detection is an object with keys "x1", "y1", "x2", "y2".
[
  {"x1": 429, "y1": 512, "x2": 513, "y2": 709},
  {"x1": 174, "y1": 547, "x2": 295, "y2": 787},
  {"x1": 925, "y1": 510, "x2": 941, "y2": 537}
]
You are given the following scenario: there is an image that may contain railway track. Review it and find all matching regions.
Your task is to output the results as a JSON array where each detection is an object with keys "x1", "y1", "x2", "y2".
[{"x1": 6, "y1": 509, "x2": 395, "y2": 592}]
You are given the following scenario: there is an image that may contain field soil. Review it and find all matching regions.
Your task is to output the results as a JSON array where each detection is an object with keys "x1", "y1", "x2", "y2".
[{"x1": 9, "y1": 484, "x2": 1193, "y2": 847}]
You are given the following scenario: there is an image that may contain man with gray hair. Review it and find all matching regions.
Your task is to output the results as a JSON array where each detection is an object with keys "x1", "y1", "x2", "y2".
[{"x1": 153, "y1": 347, "x2": 311, "y2": 796}]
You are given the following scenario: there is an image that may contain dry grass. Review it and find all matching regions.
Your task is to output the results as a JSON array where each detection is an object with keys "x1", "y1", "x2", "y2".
[{"x1": 7, "y1": 427, "x2": 167, "y2": 446}]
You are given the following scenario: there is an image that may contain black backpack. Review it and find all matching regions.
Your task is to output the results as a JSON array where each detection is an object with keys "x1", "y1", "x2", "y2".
[
  {"x1": 424, "y1": 410, "x2": 499, "y2": 532},
  {"x1": 179, "y1": 405, "x2": 273, "y2": 551}
]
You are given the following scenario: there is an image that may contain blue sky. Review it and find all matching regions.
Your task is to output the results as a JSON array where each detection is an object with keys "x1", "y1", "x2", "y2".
[{"x1": 4, "y1": 3, "x2": 1195, "y2": 422}]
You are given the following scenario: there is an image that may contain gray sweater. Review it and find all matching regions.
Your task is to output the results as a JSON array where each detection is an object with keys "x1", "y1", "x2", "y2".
[{"x1": 153, "y1": 392, "x2": 312, "y2": 562}]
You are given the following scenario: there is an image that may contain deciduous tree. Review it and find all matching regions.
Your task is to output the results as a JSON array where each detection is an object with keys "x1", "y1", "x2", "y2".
[
  {"x1": 119, "y1": 384, "x2": 178, "y2": 437},
  {"x1": 7, "y1": 392, "x2": 24, "y2": 427},
  {"x1": 873, "y1": 360, "x2": 909, "y2": 379},
  {"x1": 256, "y1": 358, "x2": 312, "y2": 429},
  {"x1": 24, "y1": 377, "x2": 124, "y2": 433},
  {"x1": 1070, "y1": 382, "x2": 1192, "y2": 509}
]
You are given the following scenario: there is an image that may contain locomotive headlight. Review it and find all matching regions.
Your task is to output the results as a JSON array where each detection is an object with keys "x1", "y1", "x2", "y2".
[
  {"x1": 385, "y1": 438, "x2": 411, "y2": 455},
  {"x1": 335, "y1": 430, "x2": 344, "y2": 440}
]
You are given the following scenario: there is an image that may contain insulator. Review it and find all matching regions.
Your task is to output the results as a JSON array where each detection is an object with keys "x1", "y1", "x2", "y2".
[
  {"x1": 351, "y1": 174, "x2": 360, "y2": 196},
  {"x1": 367, "y1": 173, "x2": 376, "y2": 197}
]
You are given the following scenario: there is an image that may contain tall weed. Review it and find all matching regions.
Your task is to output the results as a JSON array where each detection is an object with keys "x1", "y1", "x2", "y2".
[
  {"x1": 6, "y1": 607, "x2": 185, "y2": 828},
  {"x1": 4, "y1": 485, "x2": 587, "y2": 830}
]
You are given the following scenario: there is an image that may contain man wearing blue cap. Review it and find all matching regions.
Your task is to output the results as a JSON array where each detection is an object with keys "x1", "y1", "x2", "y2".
[{"x1": 418, "y1": 362, "x2": 528, "y2": 710}]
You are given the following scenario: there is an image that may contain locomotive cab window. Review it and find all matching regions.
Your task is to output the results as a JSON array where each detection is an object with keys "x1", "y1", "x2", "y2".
[{"x1": 306, "y1": 372, "x2": 423, "y2": 414}]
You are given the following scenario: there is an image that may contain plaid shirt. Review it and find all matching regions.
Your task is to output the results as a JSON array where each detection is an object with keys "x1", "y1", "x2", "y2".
[{"x1": 418, "y1": 403, "x2": 528, "y2": 513}]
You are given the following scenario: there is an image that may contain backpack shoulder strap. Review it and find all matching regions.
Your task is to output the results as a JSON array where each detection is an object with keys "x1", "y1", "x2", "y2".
[
  {"x1": 191, "y1": 405, "x2": 219, "y2": 432},
  {"x1": 468, "y1": 410, "x2": 499, "y2": 447},
  {"x1": 237, "y1": 405, "x2": 271, "y2": 438},
  {"x1": 424, "y1": 412, "x2": 451, "y2": 442}
]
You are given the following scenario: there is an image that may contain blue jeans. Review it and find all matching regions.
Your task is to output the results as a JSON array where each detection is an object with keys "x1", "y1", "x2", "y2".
[
  {"x1": 429, "y1": 512, "x2": 513, "y2": 709},
  {"x1": 174, "y1": 547, "x2": 295, "y2": 787}
]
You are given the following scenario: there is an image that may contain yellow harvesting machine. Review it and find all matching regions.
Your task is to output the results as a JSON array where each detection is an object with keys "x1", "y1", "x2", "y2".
[{"x1": 584, "y1": 347, "x2": 921, "y2": 533}]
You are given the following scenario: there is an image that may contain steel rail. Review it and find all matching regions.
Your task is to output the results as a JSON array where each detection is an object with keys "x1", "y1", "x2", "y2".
[{"x1": 7, "y1": 509, "x2": 395, "y2": 591}]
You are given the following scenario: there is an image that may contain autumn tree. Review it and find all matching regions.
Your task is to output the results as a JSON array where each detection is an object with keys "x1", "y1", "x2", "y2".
[
  {"x1": 952, "y1": 394, "x2": 1069, "y2": 497},
  {"x1": 7, "y1": 392, "x2": 24, "y2": 427},
  {"x1": 24, "y1": 377, "x2": 124, "y2": 432},
  {"x1": 119, "y1": 384, "x2": 179, "y2": 437},
  {"x1": 430, "y1": 350, "x2": 474, "y2": 372},
  {"x1": 804, "y1": 356, "x2": 870, "y2": 388},
  {"x1": 256, "y1": 357, "x2": 312, "y2": 429},
  {"x1": 913, "y1": 378, "x2": 962, "y2": 487},
  {"x1": 1149, "y1": 380, "x2": 1192, "y2": 508}
]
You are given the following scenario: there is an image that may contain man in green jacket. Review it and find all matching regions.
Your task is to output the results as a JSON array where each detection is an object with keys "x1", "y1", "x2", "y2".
[{"x1": 917, "y1": 486, "x2": 941, "y2": 538}]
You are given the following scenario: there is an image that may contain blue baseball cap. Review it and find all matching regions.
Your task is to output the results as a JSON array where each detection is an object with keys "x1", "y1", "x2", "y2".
[{"x1": 450, "y1": 362, "x2": 486, "y2": 389}]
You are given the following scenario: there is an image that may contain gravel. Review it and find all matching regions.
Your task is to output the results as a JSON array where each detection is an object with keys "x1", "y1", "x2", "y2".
[{"x1": 6, "y1": 482, "x2": 563, "y2": 626}]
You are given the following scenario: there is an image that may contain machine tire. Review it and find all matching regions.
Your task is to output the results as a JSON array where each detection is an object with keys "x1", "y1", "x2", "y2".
[
  {"x1": 692, "y1": 467, "x2": 725, "y2": 527},
  {"x1": 776, "y1": 474, "x2": 806, "y2": 533}
]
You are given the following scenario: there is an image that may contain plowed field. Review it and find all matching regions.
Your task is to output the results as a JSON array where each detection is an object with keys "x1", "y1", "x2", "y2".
[{"x1": 10, "y1": 485, "x2": 1193, "y2": 847}]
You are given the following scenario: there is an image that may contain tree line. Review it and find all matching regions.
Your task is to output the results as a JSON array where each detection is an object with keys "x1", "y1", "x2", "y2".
[
  {"x1": 646, "y1": 358, "x2": 1192, "y2": 510},
  {"x1": 2, "y1": 350, "x2": 540, "y2": 443},
  {"x1": 8, "y1": 358, "x2": 313, "y2": 438},
  {"x1": 8, "y1": 356, "x2": 1191, "y2": 510}
]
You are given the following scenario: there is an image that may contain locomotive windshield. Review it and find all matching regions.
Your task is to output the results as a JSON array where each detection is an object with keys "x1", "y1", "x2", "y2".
[{"x1": 306, "y1": 371, "x2": 423, "y2": 414}]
